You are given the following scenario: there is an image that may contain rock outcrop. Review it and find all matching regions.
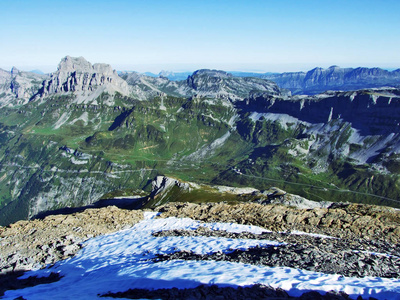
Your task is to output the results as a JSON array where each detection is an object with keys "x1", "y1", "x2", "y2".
[
  {"x1": 39, "y1": 56, "x2": 130, "y2": 98},
  {"x1": 0, "y1": 206, "x2": 143, "y2": 274},
  {"x1": 102, "y1": 284, "x2": 364, "y2": 300},
  {"x1": 0, "y1": 67, "x2": 48, "y2": 107},
  {"x1": 246, "y1": 88, "x2": 400, "y2": 135},
  {"x1": 145, "y1": 176, "x2": 331, "y2": 210},
  {"x1": 243, "y1": 88, "x2": 400, "y2": 168},
  {"x1": 186, "y1": 69, "x2": 285, "y2": 101},
  {"x1": 3, "y1": 200, "x2": 398, "y2": 276},
  {"x1": 1, "y1": 201, "x2": 399, "y2": 299},
  {"x1": 155, "y1": 202, "x2": 400, "y2": 244},
  {"x1": 121, "y1": 68, "x2": 287, "y2": 101}
]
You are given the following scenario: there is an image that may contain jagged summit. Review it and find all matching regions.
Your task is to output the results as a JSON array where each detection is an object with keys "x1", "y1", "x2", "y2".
[
  {"x1": 158, "y1": 70, "x2": 192, "y2": 81},
  {"x1": 191, "y1": 69, "x2": 233, "y2": 78},
  {"x1": 39, "y1": 56, "x2": 130, "y2": 100},
  {"x1": 11, "y1": 66, "x2": 20, "y2": 75},
  {"x1": 0, "y1": 66, "x2": 48, "y2": 106},
  {"x1": 57, "y1": 56, "x2": 92, "y2": 72},
  {"x1": 57, "y1": 56, "x2": 115, "y2": 76},
  {"x1": 185, "y1": 68, "x2": 283, "y2": 101}
]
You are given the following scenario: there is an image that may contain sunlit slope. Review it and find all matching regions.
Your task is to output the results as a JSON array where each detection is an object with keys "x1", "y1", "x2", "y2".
[
  {"x1": 0, "y1": 92, "x2": 248, "y2": 224},
  {"x1": 214, "y1": 90, "x2": 400, "y2": 208},
  {"x1": 1, "y1": 57, "x2": 400, "y2": 225}
]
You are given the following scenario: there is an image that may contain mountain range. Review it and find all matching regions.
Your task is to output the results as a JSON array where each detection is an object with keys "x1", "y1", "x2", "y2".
[
  {"x1": 0, "y1": 56, "x2": 400, "y2": 225},
  {"x1": 152, "y1": 66, "x2": 400, "y2": 95},
  {"x1": 262, "y1": 66, "x2": 400, "y2": 95}
]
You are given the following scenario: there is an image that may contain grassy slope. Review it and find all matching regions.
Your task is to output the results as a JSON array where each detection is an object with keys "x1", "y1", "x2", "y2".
[
  {"x1": 0, "y1": 93, "x2": 249, "y2": 223},
  {"x1": 214, "y1": 116, "x2": 400, "y2": 208},
  {"x1": 1, "y1": 90, "x2": 400, "y2": 225}
]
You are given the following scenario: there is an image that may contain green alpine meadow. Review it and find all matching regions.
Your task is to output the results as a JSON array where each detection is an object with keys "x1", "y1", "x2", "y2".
[{"x1": 0, "y1": 56, "x2": 399, "y2": 225}]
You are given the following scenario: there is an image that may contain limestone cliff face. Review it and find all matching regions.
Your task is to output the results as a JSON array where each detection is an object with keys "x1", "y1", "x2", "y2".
[
  {"x1": 246, "y1": 88, "x2": 400, "y2": 135},
  {"x1": 9, "y1": 67, "x2": 48, "y2": 100},
  {"x1": 264, "y1": 66, "x2": 400, "y2": 95},
  {"x1": 242, "y1": 88, "x2": 400, "y2": 170},
  {"x1": 120, "y1": 68, "x2": 287, "y2": 101},
  {"x1": 39, "y1": 56, "x2": 130, "y2": 97},
  {"x1": 0, "y1": 67, "x2": 48, "y2": 107},
  {"x1": 185, "y1": 69, "x2": 284, "y2": 101}
]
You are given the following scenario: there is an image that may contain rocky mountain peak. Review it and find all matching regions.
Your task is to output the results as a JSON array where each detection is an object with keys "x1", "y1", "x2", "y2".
[
  {"x1": 57, "y1": 56, "x2": 115, "y2": 76},
  {"x1": 11, "y1": 67, "x2": 20, "y2": 76},
  {"x1": 191, "y1": 69, "x2": 232, "y2": 78},
  {"x1": 57, "y1": 56, "x2": 92, "y2": 72},
  {"x1": 0, "y1": 67, "x2": 48, "y2": 104},
  {"x1": 159, "y1": 70, "x2": 174, "y2": 77},
  {"x1": 183, "y1": 68, "x2": 284, "y2": 101},
  {"x1": 39, "y1": 56, "x2": 129, "y2": 99}
]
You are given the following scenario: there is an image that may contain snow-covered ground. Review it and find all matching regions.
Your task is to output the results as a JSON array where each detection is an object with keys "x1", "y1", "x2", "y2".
[{"x1": 4, "y1": 212, "x2": 400, "y2": 300}]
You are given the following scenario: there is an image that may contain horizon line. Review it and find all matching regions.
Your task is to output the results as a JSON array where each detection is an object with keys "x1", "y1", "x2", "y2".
[{"x1": 1, "y1": 62, "x2": 399, "y2": 75}]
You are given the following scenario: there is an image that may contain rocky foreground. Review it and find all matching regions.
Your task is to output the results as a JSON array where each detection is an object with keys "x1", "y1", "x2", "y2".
[
  {"x1": 0, "y1": 201, "x2": 399, "y2": 299},
  {"x1": 0, "y1": 206, "x2": 143, "y2": 274}
]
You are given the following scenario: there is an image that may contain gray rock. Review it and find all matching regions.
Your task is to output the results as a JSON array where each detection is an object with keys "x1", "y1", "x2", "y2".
[
  {"x1": 152, "y1": 227, "x2": 400, "y2": 279},
  {"x1": 263, "y1": 66, "x2": 400, "y2": 95},
  {"x1": 38, "y1": 56, "x2": 130, "y2": 101}
]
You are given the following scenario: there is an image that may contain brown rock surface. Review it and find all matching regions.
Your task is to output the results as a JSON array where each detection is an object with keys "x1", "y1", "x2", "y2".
[
  {"x1": 0, "y1": 206, "x2": 143, "y2": 273},
  {"x1": 0, "y1": 201, "x2": 398, "y2": 299},
  {"x1": 1, "y1": 200, "x2": 399, "y2": 276},
  {"x1": 155, "y1": 202, "x2": 400, "y2": 244}
]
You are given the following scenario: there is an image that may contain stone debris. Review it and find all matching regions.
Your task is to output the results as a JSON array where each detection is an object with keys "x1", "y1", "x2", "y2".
[
  {"x1": 100, "y1": 283, "x2": 371, "y2": 300},
  {"x1": 153, "y1": 228, "x2": 400, "y2": 278},
  {"x1": 0, "y1": 200, "x2": 398, "y2": 299},
  {"x1": 0, "y1": 206, "x2": 143, "y2": 274},
  {"x1": 155, "y1": 202, "x2": 400, "y2": 244}
]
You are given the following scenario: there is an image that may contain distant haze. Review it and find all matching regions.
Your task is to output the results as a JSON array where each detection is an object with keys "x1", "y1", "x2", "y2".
[
  {"x1": 0, "y1": 0, "x2": 399, "y2": 73},
  {"x1": 7, "y1": 63, "x2": 400, "y2": 76}
]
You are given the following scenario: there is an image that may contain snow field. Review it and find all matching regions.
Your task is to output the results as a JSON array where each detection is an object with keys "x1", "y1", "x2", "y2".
[{"x1": 3, "y1": 213, "x2": 400, "y2": 300}]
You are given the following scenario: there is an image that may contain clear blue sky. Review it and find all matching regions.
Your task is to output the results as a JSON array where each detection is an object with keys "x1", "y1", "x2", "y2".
[{"x1": 0, "y1": 0, "x2": 399, "y2": 73}]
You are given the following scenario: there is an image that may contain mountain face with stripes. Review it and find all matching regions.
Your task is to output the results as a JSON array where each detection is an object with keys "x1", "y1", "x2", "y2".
[
  {"x1": 262, "y1": 65, "x2": 400, "y2": 95},
  {"x1": 0, "y1": 56, "x2": 399, "y2": 225}
]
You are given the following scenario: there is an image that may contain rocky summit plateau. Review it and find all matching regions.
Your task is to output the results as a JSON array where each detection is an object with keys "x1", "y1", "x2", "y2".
[
  {"x1": 0, "y1": 56, "x2": 400, "y2": 298},
  {"x1": 1, "y1": 198, "x2": 399, "y2": 299}
]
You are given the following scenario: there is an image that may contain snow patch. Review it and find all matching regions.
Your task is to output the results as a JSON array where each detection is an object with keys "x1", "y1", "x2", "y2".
[
  {"x1": 215, "y1": 185, "x2": 258, "y2": 194},
  {"x1": 228, "y1": 114, "x2": 239, "y2": 128},
  {"x1": 5, "y1": 217, "x2": 400, "y2": 300},
  {"x1": 327, "y1": 107, "x2": 333, "y2": 122},
  {"x1": 144, "y1": 211, "x2": 160, "y2": 219},
  {"x1": 289, "y1": 231, "x2": 337, "y2": 239},
  {"x1": 70, "y1": 157, "x2": 88, "y2": 165}
]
